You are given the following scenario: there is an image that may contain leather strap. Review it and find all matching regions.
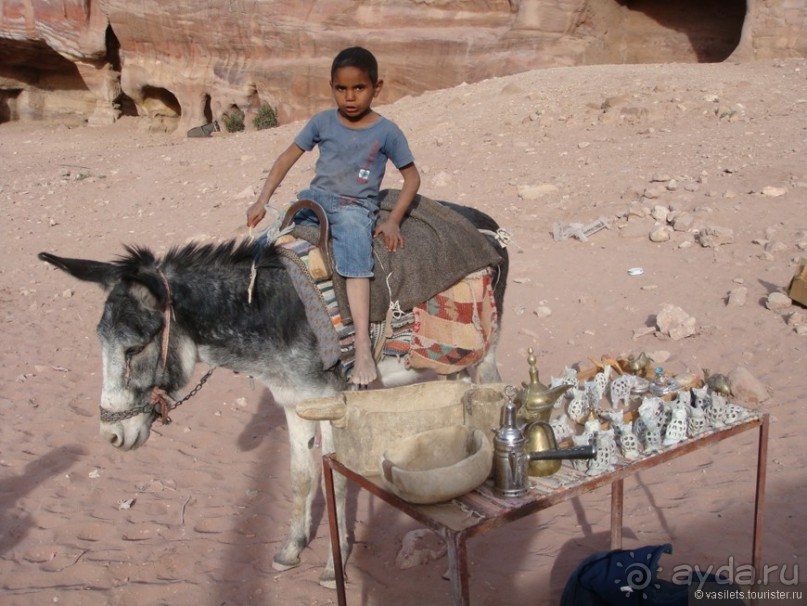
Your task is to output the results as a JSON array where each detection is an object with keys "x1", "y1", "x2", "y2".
[{"x1": 280, "y1": 199, "x2": 331, "y2": 270}]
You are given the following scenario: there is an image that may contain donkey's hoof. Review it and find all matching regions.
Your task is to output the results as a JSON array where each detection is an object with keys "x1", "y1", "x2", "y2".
[
  {"x1": 318, "y1": 569, "x2": 344, "y2": 589},
  {"x1": 272, "y1": 554, "x2": 301, "y2": 572},
  {"x1": 319, "y1": 576, "x2": 337, "y2": 590}
]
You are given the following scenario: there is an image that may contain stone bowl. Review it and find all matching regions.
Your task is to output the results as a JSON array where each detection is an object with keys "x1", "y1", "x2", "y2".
[{"x1": 379, "y1": 425, "x2": 493, "y2": 504}]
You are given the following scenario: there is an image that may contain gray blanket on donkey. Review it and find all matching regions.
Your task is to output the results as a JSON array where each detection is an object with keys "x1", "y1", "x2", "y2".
[{"x1": 292, "y1": 189, "x2": 503, "y2": 324}]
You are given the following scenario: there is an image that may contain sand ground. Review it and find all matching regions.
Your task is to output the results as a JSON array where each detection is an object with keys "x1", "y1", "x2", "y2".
[{"x1": 1, "y1": 59, "x2": 805, "y2": 605}]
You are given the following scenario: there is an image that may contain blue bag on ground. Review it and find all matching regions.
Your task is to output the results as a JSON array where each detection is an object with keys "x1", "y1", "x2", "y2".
[{"x1": 560, "y1": 543, "x2": 744, "y2": 605}]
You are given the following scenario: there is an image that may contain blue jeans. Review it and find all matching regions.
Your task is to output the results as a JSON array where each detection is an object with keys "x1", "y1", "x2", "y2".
[{"x1": 295, "y1": 188, "x2": 376, "y2": 278}]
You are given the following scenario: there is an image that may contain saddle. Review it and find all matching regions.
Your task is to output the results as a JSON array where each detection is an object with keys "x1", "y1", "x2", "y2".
[
  {"x1": 270, "y1": 190, "x2": 504, "y2": 373},
  {"x1": 275, "y1": 199, "x2": 332, "y2": 281}
]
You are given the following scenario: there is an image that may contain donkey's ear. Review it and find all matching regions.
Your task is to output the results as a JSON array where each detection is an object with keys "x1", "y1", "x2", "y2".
[
  {"x1": 38, "y1": 252, "x2": 121, "y2": 290},
  {"x1": 124, "y1": 271, "x2": 168, "y2": 312}
]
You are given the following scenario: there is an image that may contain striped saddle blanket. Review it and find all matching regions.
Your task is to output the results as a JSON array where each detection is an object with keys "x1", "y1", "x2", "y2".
[{"x1": 277, "y1": 237, "x2": 498, "y2": 376}]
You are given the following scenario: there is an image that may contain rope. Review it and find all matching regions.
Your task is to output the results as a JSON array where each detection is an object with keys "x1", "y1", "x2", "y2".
[
  {"x1": 478, "y1": 227, "x2": 514, "y2": 249},
  {"x1": 371, "y1": 251, "x2": 402, "y2": 361},
  {"x1": 247, "y1": 205, "x2": 295, "y2": 304}
]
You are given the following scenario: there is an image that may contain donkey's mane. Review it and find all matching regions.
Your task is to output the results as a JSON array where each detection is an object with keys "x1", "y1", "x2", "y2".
[{"x1": 115, "y1": 238, "x2": 278, "y2": 273}]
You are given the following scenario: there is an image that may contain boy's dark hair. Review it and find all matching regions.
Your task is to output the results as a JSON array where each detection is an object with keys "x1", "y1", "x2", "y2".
[{"x1": 331, "y1": 47, "x2": 378, "y2": 85}]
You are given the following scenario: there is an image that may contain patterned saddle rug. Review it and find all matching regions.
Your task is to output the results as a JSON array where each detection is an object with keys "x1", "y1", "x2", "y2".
[{"x1": 276, "y1": 237, "x2": 499, "y2": 376}]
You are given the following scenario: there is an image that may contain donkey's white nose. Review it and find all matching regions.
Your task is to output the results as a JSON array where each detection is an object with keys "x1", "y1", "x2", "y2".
[{"x1": 100, "y1": 425, "x2": 124, "y2": 448}]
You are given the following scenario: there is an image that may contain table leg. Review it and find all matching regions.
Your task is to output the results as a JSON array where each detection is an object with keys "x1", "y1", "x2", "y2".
[
  {"x1": 752, "y1": 414, "x2": 769, "y2": 577},
  {"x1": 323, "y1": 455, "x2": 347, "y2": 606},
  {"x1": 610, "y1": 478, "x2": 624, "y2": 550},
  {"x1": 443, "y1": 529, "x2": 470, "y2": 606}
]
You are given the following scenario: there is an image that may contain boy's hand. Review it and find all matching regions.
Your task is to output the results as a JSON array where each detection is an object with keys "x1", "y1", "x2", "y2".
[
  {"x1": 246, "y1": 200, "x2": 267, "y2": 227},
  {"x1": 374, "y1": 219, "x2": 404, "y2": 252}
]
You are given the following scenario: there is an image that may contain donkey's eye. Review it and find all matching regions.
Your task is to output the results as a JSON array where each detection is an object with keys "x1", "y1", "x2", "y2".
[{"x1": 125, "y1": 345, "x2": 146, "y2": 359}]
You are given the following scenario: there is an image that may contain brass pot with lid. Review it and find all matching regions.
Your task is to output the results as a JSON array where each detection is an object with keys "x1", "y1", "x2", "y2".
[{"x1": 515, "y1": 348, "x2": 573, "y2": 424}]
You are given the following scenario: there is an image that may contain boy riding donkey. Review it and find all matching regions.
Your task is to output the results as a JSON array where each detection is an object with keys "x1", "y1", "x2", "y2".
[{"x1": 246, "y1": 47, "x2": 420, "y2": 387}]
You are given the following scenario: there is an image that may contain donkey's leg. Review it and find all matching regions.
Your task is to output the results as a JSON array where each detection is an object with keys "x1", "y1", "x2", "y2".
[
  {"x1": 474, "y1": 331, "x2": 502, "y2": 383},
  {"x1": 273, "y1": 406, "x2": 319, "y2": 571},
  {"x1": 317, "y1": 420, "x2": 350, "y2": 589}
]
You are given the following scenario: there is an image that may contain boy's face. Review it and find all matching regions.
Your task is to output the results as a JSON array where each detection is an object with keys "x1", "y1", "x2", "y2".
[{"x1": 330, "y1": 66, "x2": 382, "y2": 123}]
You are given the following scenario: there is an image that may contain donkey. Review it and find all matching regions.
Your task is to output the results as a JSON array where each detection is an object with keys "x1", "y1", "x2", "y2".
[{"x1": 38, "y1": 201, "x2": 508, "y2": 587}]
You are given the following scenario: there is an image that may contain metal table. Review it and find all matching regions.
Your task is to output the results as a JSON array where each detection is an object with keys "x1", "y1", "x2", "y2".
[{"x1": 323, "y1": 413, "x2": 768, "y2": 606}]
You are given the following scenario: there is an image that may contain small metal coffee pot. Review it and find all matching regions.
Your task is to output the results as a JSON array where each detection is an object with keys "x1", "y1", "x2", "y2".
[
  {"x1": 492, "y1": 387, "x2": 529, "y2": 497},
  {"x1": 515, "y1": 348, "x2": 573, "y2": 422},
  {"x1": 524, "y1": 420, "x2": 597, "y2": 477}
]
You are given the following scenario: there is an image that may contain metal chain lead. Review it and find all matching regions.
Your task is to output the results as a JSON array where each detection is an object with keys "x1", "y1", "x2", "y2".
[{"x1": 99, "y1": 368, "x2": 215, "y2": 423}]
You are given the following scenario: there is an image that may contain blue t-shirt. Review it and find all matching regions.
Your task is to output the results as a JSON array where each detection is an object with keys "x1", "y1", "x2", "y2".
[{"x1": 293, "y1": 109, "x2": 414, "y2": 202}]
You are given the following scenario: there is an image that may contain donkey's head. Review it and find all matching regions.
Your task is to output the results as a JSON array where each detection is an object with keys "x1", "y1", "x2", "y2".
[{"x1": 39, "y1": 249, "x2": 197, "y2": 450}]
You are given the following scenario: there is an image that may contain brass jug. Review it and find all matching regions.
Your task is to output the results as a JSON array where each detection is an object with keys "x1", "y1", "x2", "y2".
[
  {"x1": 524, "y1": 420, "x2": 598, "y2": 477},
  {"x1": 524, "y1": 420, "x2": 562, "y2": 477},
  {"x1": 516, "y1": 348, "x2": 572, "y2": 423}
]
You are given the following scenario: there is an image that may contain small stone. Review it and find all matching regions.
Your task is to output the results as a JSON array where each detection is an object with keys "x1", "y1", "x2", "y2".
[
  {"x1": 648, "y1": 350, "x2": 671, "y2": 364},
  {"x1": 728, "y1": 367, "x2": 770, "y2": 403},
  {"x1": 61, "y1": 289, "x2": 74, "y2": 298},
  {"x1": 765, "y1": 292, "x2": 792, "y2": 311},
  {"x1": 672, "y1": 213, "x2": 694, "y2": 232},
  {"x1": 651, "y1": 205, "x2": 669, "y2": 222},
  {"x1": 787, "y1": 311, "x2": 806, "y2": 328},
  {"x1": 632, "y1": 327, "x2": 655, "y2": 339},
  {"x1": 642, "y1": 186, "x2": 666, "y2": 199},
  {"x1": 727, "y1": 287, "x2": 747, "y2": 307},
  {"x1": 655, "y1": 303, "x2": 697, "y2": 340},
  {"x1": 395, "y1": 529, "x2": 447, "y2": 570},
  {"x1": 533, "y1": 306, "x2": 552, "y2": 318},
  {"x1": 649, "y1": 225, "x2": 672, "y2": 242},
  {"x1": 698, "y1": 226, "x2": 734, "y2": 247},
  {"x1": 761, "y1": 186, "x2": 787, "y2": 197}
]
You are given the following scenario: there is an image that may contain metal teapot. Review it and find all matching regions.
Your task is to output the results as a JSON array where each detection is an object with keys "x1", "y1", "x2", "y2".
[
  {"x1": 494, "y1": 387, "x2": 598, "y2": 495},
  {"x1": 524, "y1": 420, "x2": 597, "y2": 477},
  {"x1": 492, "y1": 387, "x2": 529, "y2": 497},
  {"x1": 516, "y1": 348, "x2": 573, "y2": 423}
]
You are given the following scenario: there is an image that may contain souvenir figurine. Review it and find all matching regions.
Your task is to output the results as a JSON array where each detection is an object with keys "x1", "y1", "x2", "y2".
[
  {"x1": 687, "y1": 403, "x2": 708, "y2": 437},
  {"x1": 587, "y1": 429, "x2": 617, "y2": 476},
  {"x1": 703, "y1": 368, "x2": 732, "y2": 398},
  {"x1": 615, "y1": 420, "x2": 642, "y2": 459},
  {"x1": 723, "y1": 402, "x2": 749, "y2": 426},
  {"x1": 705, "y1": 392, "x2": 728, "y2": 428},
  {"x1": 572, "y1": 434, "x2": 592, "y2": 472},
  {"x1": 674, "y1": 389, "x2": 692, "y2": 408},
  {"x1": 567, "y1": 387, "x2": 588, "y2": 424},
  {"x1": 609, "y1": 373, "x2": 637, "y2": 410},
  {"x1": 638, "y1": 395, "x2": 665, "y2": 426},
  {"x1": 636, "y1": 409, "x2": 662, "y2": 453},
  {"x1": 692, "y1": 385, "x2": 711, "y2": 411},
  {"x1": 624, "y1": 352, "x2": 653, "y2": 376},
  {"x1": 550, "y1": 367, "x2": 579, "y2": 397},
  {"x1": 549, "y1": 413, "x2": 575, "y2": 443},
  {"x1": 663, "y1": 403, "x2": 688, "y2": 446},
  {"x1": 585, "y1": 365, "x2": 612, "y2": 408}
]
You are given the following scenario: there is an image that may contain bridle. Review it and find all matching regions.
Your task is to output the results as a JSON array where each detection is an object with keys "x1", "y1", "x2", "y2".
[{"x1": 99, "y1": 267, "x2": 215, "y2": 426}]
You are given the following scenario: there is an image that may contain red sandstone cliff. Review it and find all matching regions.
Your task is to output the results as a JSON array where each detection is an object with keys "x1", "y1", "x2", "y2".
[{"x1": 0, "y1": 1, "x2": 801, "y2": 132}]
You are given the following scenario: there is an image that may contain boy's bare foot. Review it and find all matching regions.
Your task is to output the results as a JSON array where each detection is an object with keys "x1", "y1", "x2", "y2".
[{"x1": 351, "y1": 339, "x2": 378, "y2": 386}]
